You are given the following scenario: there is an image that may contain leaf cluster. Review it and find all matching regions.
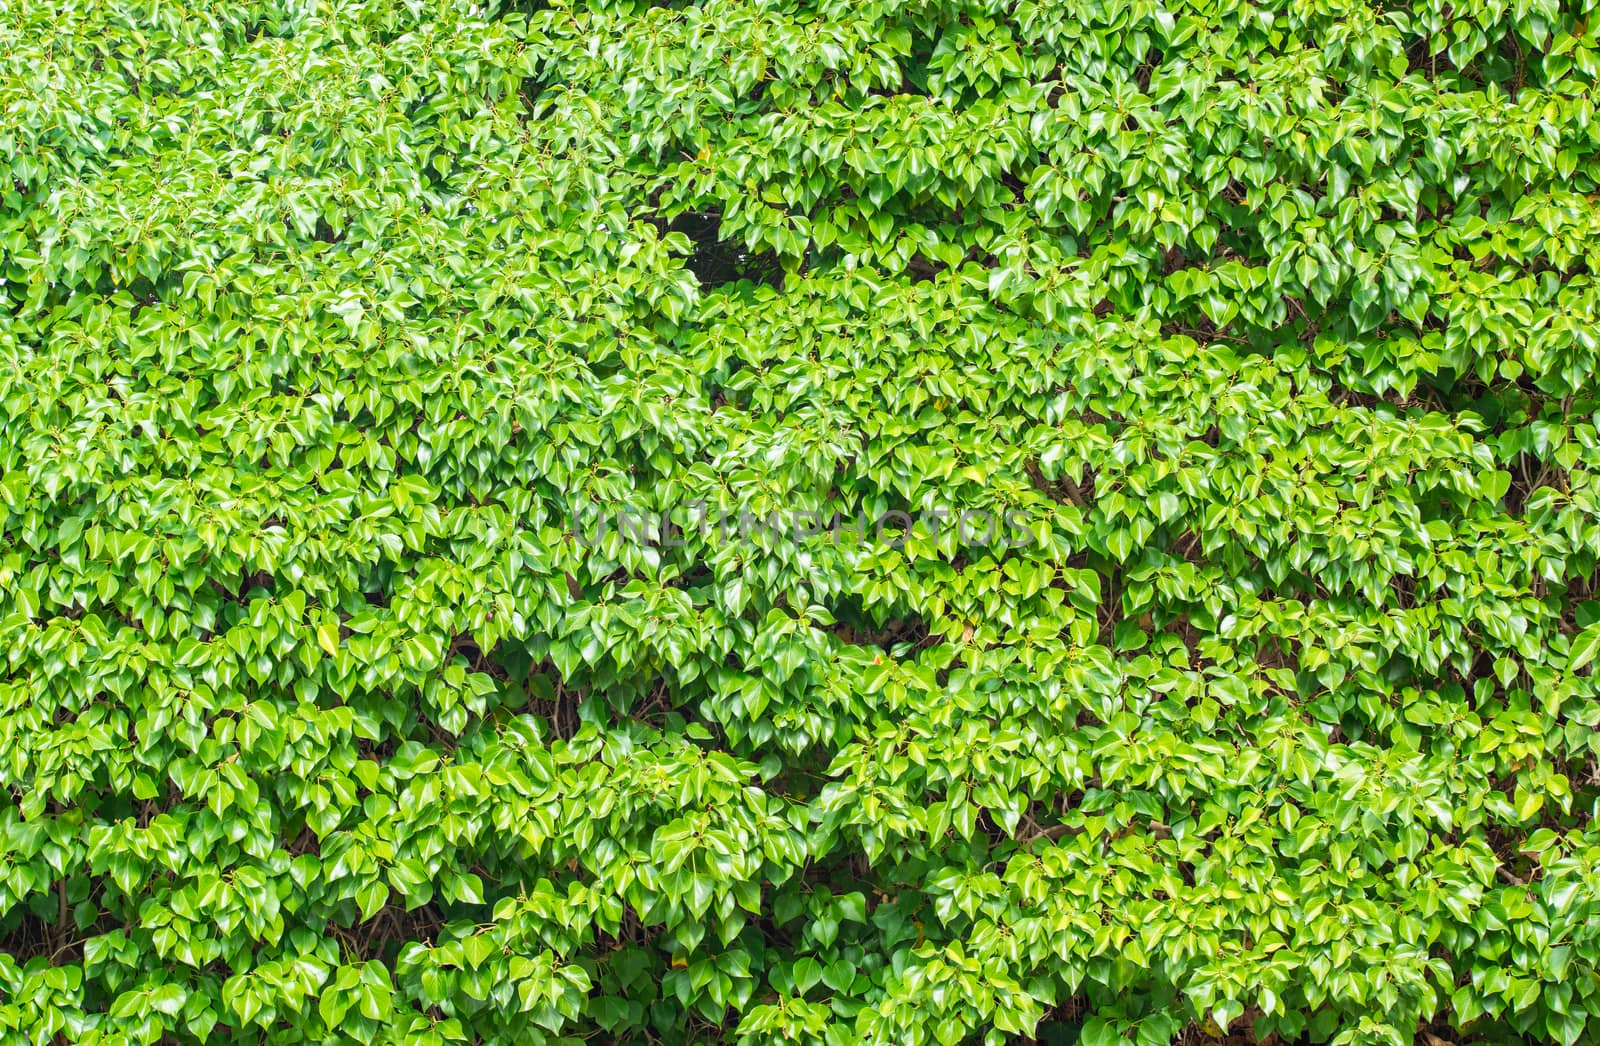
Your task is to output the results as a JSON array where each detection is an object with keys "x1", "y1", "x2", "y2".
[{"x1": 3, "y1": 0, "x2": 1600, "y2": 1044}]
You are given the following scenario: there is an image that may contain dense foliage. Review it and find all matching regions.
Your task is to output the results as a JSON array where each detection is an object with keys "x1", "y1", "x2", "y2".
[{"x1": 4, "y1": 0, "x2": 1600, "y2": 1043}]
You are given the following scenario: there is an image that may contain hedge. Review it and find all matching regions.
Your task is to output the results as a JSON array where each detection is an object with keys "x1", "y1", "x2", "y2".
[{"x1": 2, "y1": 0, "x2": 1600, "y2": 1044}]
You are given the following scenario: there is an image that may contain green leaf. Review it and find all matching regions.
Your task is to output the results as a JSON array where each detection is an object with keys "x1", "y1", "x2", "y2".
[{"x1": 1568, "y1": 623, "x2": 1600, "y2": 673}]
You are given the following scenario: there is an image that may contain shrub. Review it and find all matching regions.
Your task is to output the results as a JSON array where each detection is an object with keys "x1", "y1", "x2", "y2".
[{"x1": 2, "y1": 0, "x2": 1599, "y2": 1044}]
